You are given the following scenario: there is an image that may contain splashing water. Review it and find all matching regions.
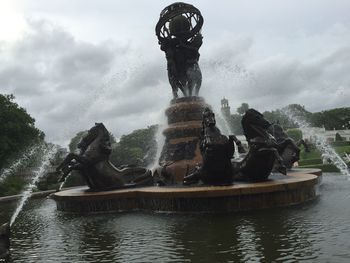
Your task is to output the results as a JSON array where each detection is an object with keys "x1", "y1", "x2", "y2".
[
  {"x1": 58, "y1": 178, "x2": 66, "y2": 191},
  {"x1": 0, "y1": 144, "x2": 42, "y2": 183},
  {"x1": 216, "y1": 111, "x2": 231, "y2": 135},
  {"x1": 148, "y1": 113, "x2": 168, "y2": 173},
  {"x1": 216, "y1": 111, "x2": 240, "y2": 158},
  {"x1": 283, "y1": 109, "x2": 350, "y2": 177},
  {"x1": 10, "y1": 144, "x2": 58, "y2": 226}
]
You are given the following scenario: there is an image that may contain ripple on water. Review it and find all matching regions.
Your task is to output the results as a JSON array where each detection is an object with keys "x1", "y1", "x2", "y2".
[{"x1": 1, "y1": 173, "x2": 350, "y2": 262}]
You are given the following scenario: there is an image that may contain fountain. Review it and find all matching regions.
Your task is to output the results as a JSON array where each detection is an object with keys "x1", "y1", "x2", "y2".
[
  {"x1": 0, "y1": 144, "x2": 41, "y2": 183},
  {"x1": 51, "y1": 2, "x2": 321, "y2": 214},
  {"x1": 9, "y1": 144, "x2": 58, "y2": 226},
  {"x1": 283, "y1": 108, "x2": 350, "y2": 177}
]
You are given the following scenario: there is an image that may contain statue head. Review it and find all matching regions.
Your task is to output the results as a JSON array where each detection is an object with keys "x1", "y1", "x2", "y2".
[
  {"x1": 203, "y1": 107, "x2": 216, "y2": 128},
  {"x1": 169, "y1": 15, "x2": 191, "y2": 38},
  {"x1": 241, "y1": 109, "x2": 272, "y2": 141},
  {"x1": 77, "y1": 123, "x2": 109, "y2": 152},
  {"x1": 242, "y1": 109, "x2": 271, "y2": 129}
]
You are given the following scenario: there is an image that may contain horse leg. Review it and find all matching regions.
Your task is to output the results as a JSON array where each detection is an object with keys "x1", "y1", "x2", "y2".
[
  {"x1": 56, "y1": 153, "x2": 78, "y2": 171},
  {"x1": 177, "y1": 79, "x2": 187, "y2": 97},
  {"x1": 188, "y1": 63, "x2": 202, "y2": 96},
  {"x1": 270, "y1": 148, "x2": 287, "y2": 175},
  {"x1": 132, "y1": 170, "x2": 154, "y2": 186},
  {"x1": 57, "y1": 154, "x2": 90, "y2": 182},
  {"x1": 168, "y1": 66, "x2": 179, "y2": 99},
  {"x1": 58, "y1": 163, "x2": 83, "y2": 182},
  {"x1": 66, "y1": 163, "x2": 94, "y2": 189}
]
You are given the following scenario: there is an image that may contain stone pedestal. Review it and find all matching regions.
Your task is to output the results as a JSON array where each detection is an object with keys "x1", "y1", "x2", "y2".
[
  {"x1": 52, "y1": 171, "x2": 321, "y2": 213},
  {"x1": 159, "y1": 97, "x2": 210, "y2": 183}
]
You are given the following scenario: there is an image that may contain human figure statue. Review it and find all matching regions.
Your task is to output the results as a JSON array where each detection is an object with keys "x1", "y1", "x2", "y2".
[
  {"x1": 56, "y1": 123, "x2": 153, "y2": 191},
  {"x1": 0, "y1": 223, "x2": 10, "y2": 260},
  {"x1": 183, "y1": 107, "x2": 235, "y2": 185},
  {"x1": 156, "y1": 2, "x2": 203, "y2": 98}
]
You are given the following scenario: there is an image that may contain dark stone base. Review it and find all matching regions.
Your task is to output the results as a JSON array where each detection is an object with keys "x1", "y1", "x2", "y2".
[
  {"x1": 160, "y1": 96, "x2": 210, "y2": 183},
  {"x1": 52, "y1": 170, "x2": 321, "y2": 213}
]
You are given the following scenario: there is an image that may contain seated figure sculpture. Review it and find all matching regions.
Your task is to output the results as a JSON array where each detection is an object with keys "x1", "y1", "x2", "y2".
[
  {"x1": 0, "y1": 223, "x2": 10, "y2": 260},
  {"x1": 183, "y1": 107, "x2": 235, "y2": 185},
  {"x1": 232, "y1": 109, "x2": 287, "y2": 182},
  {"x1": 156, "y1": 2, "x2": 203, "y2": 98},
  {"x1": 268, "y1": 122, "x2": 301, "y2": 169},
  {"x1": 56, "y1": 123, "x2": 153, "y2": 191}
]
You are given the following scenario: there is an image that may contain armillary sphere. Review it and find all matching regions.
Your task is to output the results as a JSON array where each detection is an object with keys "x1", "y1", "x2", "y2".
[{"x1": 155, "y1": 2, "x2": 203, "y2": 42}]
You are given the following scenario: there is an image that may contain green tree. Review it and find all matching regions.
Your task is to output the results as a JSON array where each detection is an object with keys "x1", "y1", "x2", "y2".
[
  {"x1": 237, "y1": 103, "x2": 249, "y2": 115},
  {"x1": 310, "y1": 108, "x2": 350, "y2": 130},
  {"x1": 286, "y1": 128, "x2": 303, "y2": 141},
  {"x1": 69, "y1": 130, "x2": 116, "y2": 153},
  {"x1": 110, "y1": 125, "x2": 158, "y2": 166},
  {"x1": 262, "y1": 104, "x2": 313, "y2": 129},
  {"x1": 0, "y1": 94, "x2": 44, "y2": 169},
  {"x1": 68, "y1": 131, "x2": 88, "y2": 152},
  {"x1": 283, "y1": 104, "x2": 312, "y2": 124}
]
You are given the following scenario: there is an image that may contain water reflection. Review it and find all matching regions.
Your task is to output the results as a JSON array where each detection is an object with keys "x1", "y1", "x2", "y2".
[{"x1": 0, "y1": 174, "x2": 350, "y2": 262}]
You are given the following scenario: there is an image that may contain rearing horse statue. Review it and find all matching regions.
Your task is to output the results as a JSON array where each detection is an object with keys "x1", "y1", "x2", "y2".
[
  {"x1": 232, "y1": 109, "x2": 287, "y2": 181},
  {"x1": 268, "y1": 123, "x2": 300, "y2": 169},
  {"x1": 56, "y1": 123, "x2": 153, "y2": 191}
]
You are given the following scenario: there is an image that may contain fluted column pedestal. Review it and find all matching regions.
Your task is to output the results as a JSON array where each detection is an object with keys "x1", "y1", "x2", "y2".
[{"x1": 159, "y1": 97, "x2": 210, "y2": 183}]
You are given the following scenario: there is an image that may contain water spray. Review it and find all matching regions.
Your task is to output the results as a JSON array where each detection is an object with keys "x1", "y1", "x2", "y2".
[
  {"x1": 0, "y1": 144, "x2": 41, "y2": 183},
  {"x1": 10, "y1": 144, "x2": 58, "y2": 226},
  {"x1": 283, "y1": 108, "x2": 350, "y2": 177}
]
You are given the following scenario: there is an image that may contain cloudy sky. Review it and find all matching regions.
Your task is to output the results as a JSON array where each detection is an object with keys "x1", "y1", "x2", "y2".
[{"x1": 1, "y1": 0, "x2": 349, "y2": 145}]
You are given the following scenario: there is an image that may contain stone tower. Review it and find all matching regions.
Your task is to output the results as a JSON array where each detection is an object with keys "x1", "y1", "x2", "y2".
[{"x1": 221, "y1": 97, "x2": 231, "y2": 119}]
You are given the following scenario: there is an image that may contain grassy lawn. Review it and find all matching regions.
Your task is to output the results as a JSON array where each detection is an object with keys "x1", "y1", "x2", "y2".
[
  {"x1": 334, "y1": 145, "x2": 350, "y2": 155},
  {"x1": 298, "y1": 144, "x2": 350, "y2": 172}
]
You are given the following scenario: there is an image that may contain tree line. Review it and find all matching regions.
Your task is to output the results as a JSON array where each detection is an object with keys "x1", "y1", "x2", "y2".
[
  {"x1": 0, "y1": 94, "x2": 44, "y2": 170},
  {"x1": 1, "y1": 93, "x2": 349, "y2": 175},
  {"x1": 224, "y1": 103, "x2": 350, "y2": 135}
]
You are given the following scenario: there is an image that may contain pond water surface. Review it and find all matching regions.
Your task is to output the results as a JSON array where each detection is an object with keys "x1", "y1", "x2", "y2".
[{"x1": 1, "y1": 173, "x2": 350, "y2": 262}]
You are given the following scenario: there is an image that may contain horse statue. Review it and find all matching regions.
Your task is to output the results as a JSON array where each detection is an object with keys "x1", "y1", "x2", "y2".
[
  {"x1": 56, "y1": 123, "x2": 153, "y2": 191},
  {"x1": 183, "y1": 107, "x2": 235, "y2": 185},
  {"x1": 0, "y1": 223, "x2": 10, "y2": 260},
  {"x1": 156, "y1": 2, "x2": 203, "y2": 98},
  {"x1": 268, "y1": 123, "x2": 300, "y2": 169},
  {"x1": 232, "y1": 109, "x2": 287, "y2": 182}
]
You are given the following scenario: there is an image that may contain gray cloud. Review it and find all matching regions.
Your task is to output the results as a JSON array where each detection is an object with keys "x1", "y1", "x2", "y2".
[{"x1": 1, "y1": 1, "x2": 350, "y2": 145}]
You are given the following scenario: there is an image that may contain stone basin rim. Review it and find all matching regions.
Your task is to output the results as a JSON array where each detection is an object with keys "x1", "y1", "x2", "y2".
[{"x1": 52, "y1": 173, "x2": 318, "y2": 200}]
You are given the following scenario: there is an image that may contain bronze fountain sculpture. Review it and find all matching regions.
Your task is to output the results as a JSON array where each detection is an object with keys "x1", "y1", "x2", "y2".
[
  {"x1": 156, "y1": 2, "x2": 203, "y2": 98},
  {"x1": 268, "y1": 122, "x2": 301, "y2": 169},
  {"x1": 51, "y1": 2, "x2": 318, "y2": 215},
  {"x1": 232, "y1": 109, "x2": 287, "y2": 182},
  {"x1": 56, "y1": 123, "x2": 153, "y2": 191},
  {"x1": 183, "y1": 107, "x2": 235, "y2": 185},
  {"x1": 55, "y1": 2, "x2": 299, "y2": 189},
  {"x1": 154, "y1": 2, "x2": 296, "y2": 186},
  {"x1": 183, "y1": 108, "x2": 288, "y2": 185}
]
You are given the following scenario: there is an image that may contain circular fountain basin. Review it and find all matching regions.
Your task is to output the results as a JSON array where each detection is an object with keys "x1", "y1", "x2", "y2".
[{"x1": 52, "y1": 169, "x2": 321, "y2": 213}]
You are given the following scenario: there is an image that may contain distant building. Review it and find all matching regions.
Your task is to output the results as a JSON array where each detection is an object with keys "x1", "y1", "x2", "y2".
[
  {"x1": 221, "y1": 97, "x2": 231, "y2": 119},
  {"x1": 220, "y1": 97, "x2": 244, "y2": 135}
]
